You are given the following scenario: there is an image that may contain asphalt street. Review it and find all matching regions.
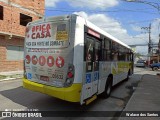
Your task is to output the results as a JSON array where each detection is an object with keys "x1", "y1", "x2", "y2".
[{"x1": 0, "y1": 67, "x2": 158, "y2": 120}]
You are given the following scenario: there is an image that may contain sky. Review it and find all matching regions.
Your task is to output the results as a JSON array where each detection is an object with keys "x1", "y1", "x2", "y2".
[{"x1": 44, "y1": 0, "x2": 160, "y2": 55}]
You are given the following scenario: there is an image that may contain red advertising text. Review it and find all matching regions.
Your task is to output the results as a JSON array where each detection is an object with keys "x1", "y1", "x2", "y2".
[{"x1": 31, "y1": 24, "x2": 51, "y2": 39}]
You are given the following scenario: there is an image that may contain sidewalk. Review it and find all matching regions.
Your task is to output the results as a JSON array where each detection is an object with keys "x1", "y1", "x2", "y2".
[
  {"x1": 119, "y1": 74, "x2": 160, "y2": 119},
  {"x1": 0, "y1": 71, "x2": 23, "y2": 81}
]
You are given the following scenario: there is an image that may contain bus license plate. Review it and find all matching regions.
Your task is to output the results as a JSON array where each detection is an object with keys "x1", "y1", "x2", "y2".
[{"x1": 40, "y1": 76, "x2": 49, "y2": 82}]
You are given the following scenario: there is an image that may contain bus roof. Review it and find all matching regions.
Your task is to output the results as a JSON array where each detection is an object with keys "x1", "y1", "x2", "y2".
[{"x1": 75, "y1": 14, "x2": 132, "y2": 50}]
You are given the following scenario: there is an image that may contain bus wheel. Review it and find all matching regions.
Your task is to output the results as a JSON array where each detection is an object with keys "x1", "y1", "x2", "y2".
[
  {"x1": 125, "y1": 70, "x2": 130, "y2": 81},
  {"x1": 102, "y1": 77, "x2": 112, "y2": 99}
]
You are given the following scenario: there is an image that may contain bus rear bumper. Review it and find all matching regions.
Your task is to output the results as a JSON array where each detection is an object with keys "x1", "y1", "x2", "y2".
[{"x1": 23, "y1": 79, "x2": 82, "y2": 102}]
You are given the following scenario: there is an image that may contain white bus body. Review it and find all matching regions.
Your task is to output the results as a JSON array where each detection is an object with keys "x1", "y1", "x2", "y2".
[{"x1": 23, "y1": 14, "x2": 133, "y2": 105}]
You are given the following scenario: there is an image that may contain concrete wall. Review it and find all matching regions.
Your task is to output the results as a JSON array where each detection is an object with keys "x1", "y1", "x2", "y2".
[{"x1": 0, "y1": 35, "x2": 24, "y2": 72}]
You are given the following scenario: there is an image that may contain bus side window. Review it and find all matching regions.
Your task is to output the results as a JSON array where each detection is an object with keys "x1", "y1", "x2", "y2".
[
  {"x1": 125, "y1": 54, "x2": 129, "y2": 61},
  {"x1": 112, "y1": 42, "x2": 119, "y2": 61},
  {"x1": 125, "y1": 49, "x2": 130, "y2": 61},
  {"x1": 118, "y1": 46, "x2": 126, "y2": 61},
  {"x1": 102, "y1": 38, "x2": 111, "y2": 61},
  {"x1": 125, "y1": 49, "x2": 129, "y2": 61},
  {"x1": 113, "y1": 52, "x2": 118, "y2": 61}
]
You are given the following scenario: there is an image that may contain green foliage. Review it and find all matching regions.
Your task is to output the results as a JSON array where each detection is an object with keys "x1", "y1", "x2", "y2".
[
  {"x1": 135, "y1": 53, "x2": 143, "y2": 59},
  {"x1": 0, "y1": 75, "x2": 7, "y2": 79}
]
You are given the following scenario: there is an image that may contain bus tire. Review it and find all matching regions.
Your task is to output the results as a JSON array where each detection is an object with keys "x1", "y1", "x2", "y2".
[
  {"x1": 102, "y1": 76, "x2": 112, "y2": 99},
  {"x1": 125, "y1": 69, "x2": 130, "y2": 81}
]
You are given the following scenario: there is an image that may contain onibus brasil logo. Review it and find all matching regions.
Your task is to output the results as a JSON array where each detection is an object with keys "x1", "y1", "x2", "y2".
[{"x1": 1, "y1": 109, "x2": 42, "y2": 118}]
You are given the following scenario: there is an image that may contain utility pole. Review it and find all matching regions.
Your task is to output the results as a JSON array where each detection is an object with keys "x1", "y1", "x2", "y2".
[
  {"x1": 141, "y1": 23, "x2": 152, "y2": 65},
  {"x1": 158, "y1": 34, "x2": 160, "y2": 62},
  {"x1": 148, "y1": 23, "x2": 151, "y2": 65},
  {"x1": 148, "y1": 23, "x2": 152, "y2": 54},
  {"x1": 141, "y1": 24, "x2": 152, "y2": 54}
]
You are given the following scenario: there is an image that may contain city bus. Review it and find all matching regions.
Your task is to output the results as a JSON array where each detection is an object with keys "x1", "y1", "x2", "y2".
[{"x1": 23, "y1": 14, "x2": 134, "y2": 105}]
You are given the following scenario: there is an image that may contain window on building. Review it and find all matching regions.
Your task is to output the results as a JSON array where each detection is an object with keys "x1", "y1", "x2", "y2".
[
  {"x1": 20, "y1": 13, "x2": 32, "y2": 26},
  {"x1": 7, "y1": 46, "x2": 24, "y2": 60},
  {"x1": 0, "y1": 6, "x2": 3, "y2": 20}
]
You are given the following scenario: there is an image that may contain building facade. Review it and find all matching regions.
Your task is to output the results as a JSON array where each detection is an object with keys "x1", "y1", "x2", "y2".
[{"x1": 0, "y1": 0, "x2": 44, "y2": 72}]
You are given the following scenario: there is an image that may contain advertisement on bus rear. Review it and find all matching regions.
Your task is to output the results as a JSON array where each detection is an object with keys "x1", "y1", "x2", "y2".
[
  {"x1": 24, "y1": 22, "x2": 71, "y2": 87},
  {"x1": 25, "y1": 22, "x2": 69, "y2": 48}
]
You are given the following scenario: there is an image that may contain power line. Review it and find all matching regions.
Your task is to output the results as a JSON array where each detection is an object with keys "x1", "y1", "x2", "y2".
[
  {"x1": 2, "y1": 2, "x2": 158, "y2": 28},
  {"x1": 1, "y1": 3, "x2": 159, "y2": 15},
  {"x1": 68, "y1": 0, "x2": 160, "y2": 10},
  {"x1": 121, "y1": 0, "x2": 160, "y2": 13},
  {"x1": 45, "y1": 8, "x2": 159, "y2": 15},
  {"x1": 127, "y1": 19, "x2": 157, "y2": 24}
]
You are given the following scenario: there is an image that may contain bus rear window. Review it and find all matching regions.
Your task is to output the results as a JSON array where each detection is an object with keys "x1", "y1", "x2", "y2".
[{"x1": 57, "y1": 24, "x2": 66, "y2": 31}]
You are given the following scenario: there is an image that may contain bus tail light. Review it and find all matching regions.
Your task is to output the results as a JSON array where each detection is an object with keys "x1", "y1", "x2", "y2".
[
  {"x1": 67, "y1": 72, "x2": 73, "y2": 78},
  {"x1": 64, "y1": 64, "x2": 74, "y2": 87},
  {"x1": 24, "y1": 60, "x2": 27, "y2": 79}
]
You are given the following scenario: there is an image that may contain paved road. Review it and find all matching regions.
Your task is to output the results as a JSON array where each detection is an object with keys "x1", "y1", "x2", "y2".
[{"x1": 0, "y1": 67, "x2": 157, "y2": 120}]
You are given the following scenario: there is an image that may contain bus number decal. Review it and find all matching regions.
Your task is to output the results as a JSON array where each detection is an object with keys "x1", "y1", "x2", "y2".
[{"x1": 52, "y1": 74, "x2": 63, "y2": 79}]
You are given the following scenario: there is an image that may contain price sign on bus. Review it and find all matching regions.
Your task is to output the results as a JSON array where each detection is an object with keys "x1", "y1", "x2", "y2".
[{"x1": 56, "y1": 31, "x2": 68, "y2": 41}]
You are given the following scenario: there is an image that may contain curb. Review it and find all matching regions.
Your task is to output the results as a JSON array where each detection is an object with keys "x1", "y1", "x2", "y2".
[
  {"x1": 118, "y1": 74, "x2": 144, "y2": 118},
  {"x1": 0, "y1": 77, "x2": 23, "y2": 82}
]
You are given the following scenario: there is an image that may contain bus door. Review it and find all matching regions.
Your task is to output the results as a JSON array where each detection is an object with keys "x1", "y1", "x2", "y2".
[
  {"x1": 92, "y1": 40, "x2": 100, "y2": 94},
  {"x1": 81, "y1": 36, "x2": 100, "y2": 104}
]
